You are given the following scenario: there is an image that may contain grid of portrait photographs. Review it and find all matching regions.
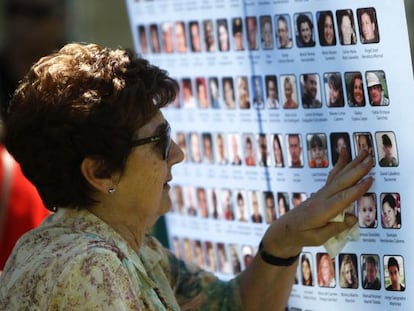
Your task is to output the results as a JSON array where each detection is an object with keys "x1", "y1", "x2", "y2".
[
  {"x1": 176, "y1": 131, "x2": 399, "y2": 169},
  {"x1": 169, "y1": 124, "x2": 402, "y2": 284},
  {"x1": 136, "y1": 0, "x2": 406, "y2": 291},
  {"x1": 129, "y1": 0, "x2": 411, "y2": 307},
  {"x1": 173, "y1": 127, "x2": 401, "y2": 229},
  {"x1": 170, "y1": 186, "x2": 305, "y2": 223},
  {"x1": 136, "y1": 8, "x2": 380, "y2": 55},
  {"x1": 170, "y1": 236, "x2": 405, "y2": 292},
  {"x1": 171, "y1": 236, "x2": 255, "y2": 276},
  {"x1": 129, "y1": 2, "x2": 411, "y2": 306},
  {"x1": 170, "y1": 185, "x2": 402, "y2": 274},
  {"x1": 296, "y1": 252, "x2": 405, "y2": 291},
  {"x1": 164, "y1": 70, "x2": 389, "y2": 110}
]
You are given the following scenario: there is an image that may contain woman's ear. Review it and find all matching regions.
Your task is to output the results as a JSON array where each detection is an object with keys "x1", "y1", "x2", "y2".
[{"x1": 80, "y1": 157, "x2": 114, "y2": 193}]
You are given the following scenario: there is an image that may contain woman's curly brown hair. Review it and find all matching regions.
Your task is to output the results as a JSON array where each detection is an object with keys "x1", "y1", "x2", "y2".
[{"x1": 5, "y1": 43, "x2": 178, "y2": 210}]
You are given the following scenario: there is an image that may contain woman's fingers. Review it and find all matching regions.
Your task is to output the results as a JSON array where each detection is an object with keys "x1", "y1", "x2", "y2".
[
  {"x1": 337, "y1": 149, "x2": 371, "y2": 178},
  {"x1": 300, "y1": 214, "x2": 357, "y2": 247},
  {"x1": 317, "y1": 176, "x2": 373, "y2": 223},
  {"x1": 292, "y1": 173, "x2": 373, "y2": 232},
  {"x1": 265, "y1": 148, "x2": 374, "y2": 255},
  {"x1": 326, "y1": 147, "x2": 350, "y2": 183},
  {"x1": 320, "y1": 150, "x2": 373, "y2": 199},
  {"x1": 327, "y1": 149, "x2": 369, "y2": 184}
]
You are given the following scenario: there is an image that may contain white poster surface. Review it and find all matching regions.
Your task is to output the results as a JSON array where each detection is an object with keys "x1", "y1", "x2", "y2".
[{"x1": 126, "y1": 0, "x2": 414, "y2": 309}]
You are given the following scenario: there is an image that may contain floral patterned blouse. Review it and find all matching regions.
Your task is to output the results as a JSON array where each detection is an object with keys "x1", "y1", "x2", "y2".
[{"x1": 0, "y1": 208, "x2": 242, "y2": 310}]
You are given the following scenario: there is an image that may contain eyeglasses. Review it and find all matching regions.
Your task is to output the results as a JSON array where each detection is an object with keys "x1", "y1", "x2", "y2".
[{"x1": 130, "y1": 123, "x2": 171, "y2": 160}]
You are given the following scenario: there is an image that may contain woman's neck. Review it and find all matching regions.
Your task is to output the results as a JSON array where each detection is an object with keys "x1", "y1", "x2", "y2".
[{"x1": 88, "y1": 203, "x2": 146, "y2": 253}]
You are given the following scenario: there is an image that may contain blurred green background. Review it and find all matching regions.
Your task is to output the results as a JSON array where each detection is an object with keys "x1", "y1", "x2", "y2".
[{"x1": 0, "y1": 0, "x2": 133, "y2": 49}]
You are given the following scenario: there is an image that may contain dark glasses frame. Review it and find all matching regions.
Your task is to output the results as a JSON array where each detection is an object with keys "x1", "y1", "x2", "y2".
[{"x1": 130, "y1": 123, "x2": 171, "y2": 160}]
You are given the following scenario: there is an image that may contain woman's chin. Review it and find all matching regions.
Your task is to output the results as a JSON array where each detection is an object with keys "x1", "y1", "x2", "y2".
[{"x1": 160, "y1": 195, "x2": 173, "y2": 214}]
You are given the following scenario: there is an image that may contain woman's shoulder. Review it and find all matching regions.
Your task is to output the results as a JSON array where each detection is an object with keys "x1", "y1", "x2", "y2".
[
  {"x1": 3, "y1": 208, "x2": 135, "y2": 278},
  {"x1": 1, "y1": 223, "x2": 139, "y2": 309},
  {"x1": 4, "y1": 220, "x2": 129, "y2": 275}
]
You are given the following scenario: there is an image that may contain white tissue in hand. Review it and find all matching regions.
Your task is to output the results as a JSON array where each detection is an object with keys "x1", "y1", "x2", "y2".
[
  {"x1": 324, "y1": 223, "x2": 359, "y2": 257},
  {"x1": 323, "y1": 204, "x2": 359, "y2": 257}
]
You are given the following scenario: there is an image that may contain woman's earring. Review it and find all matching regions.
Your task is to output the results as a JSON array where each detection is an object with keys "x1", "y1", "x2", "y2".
[{"x1": 108, "y1": 187, "x2": 116, "y2": 194}]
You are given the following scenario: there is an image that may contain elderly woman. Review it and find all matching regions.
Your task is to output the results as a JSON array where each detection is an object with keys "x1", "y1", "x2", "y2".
[{"x1": 0, "y1": 43, "x2": 373, "y2": 310}]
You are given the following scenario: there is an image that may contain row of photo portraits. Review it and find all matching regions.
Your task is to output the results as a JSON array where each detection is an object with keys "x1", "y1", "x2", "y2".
[
  {"x1": 168, "y1": 70, "x2": 389, "y2": 110},
  {"x1": 171, "y1": 236, "x2": 405, "y2": 291},
  {"x1": 170, "y1": 186, "x2": 401, "y2": 229},
  {"x1": 177, "y1": 131, "x2": 399, "y2": 168},
  {"x1": 137, "y1": 7, "x2": 380, "y2": 54},
  {"x1": 298, "y1": 253, "x2": 404, "y2": 291}
]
